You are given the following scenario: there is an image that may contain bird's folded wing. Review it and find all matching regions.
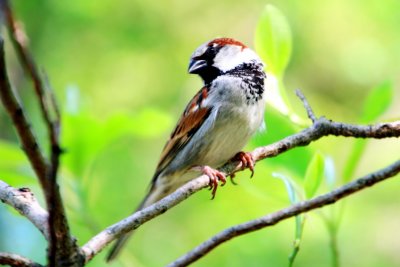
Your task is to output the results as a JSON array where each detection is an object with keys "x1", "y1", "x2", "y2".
[{"x1": 152, "y1": 86, "x2": 212, "y2": 180}]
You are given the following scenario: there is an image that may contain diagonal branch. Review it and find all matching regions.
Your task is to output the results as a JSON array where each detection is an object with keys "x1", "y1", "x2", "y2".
[
  {"x1": 2, "y1": 2, "x2": 62, "y2": 184},
  {"x1": 0, "y1": 33, "x2": 49, "y2": 194},
  {"x1": 167, "y1": 159, "x2": 400, "y2": 267},
  {"x1": 0, "y1": 3, "x2": 81, "y2": 265},
  {"x1": 0, "y1": 180, "x2": 49, "y2": 239},
  {"x1": 0, "y1": 252, "x2": 43, "y2": 267},
  {"x1": 0, "y1": 2, "x2": 397, "y2": 266},
  {"x1": 81, "y1": 175, "x2": 211, "y2": 263},
  {"x1": 81, "y1": 112, "x2": 400, "y2": 262},
  {"x1": 2, "y1": 0, "x2": 61, "y2": 150}
]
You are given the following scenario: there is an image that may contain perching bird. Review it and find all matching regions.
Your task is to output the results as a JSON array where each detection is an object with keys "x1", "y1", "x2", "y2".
[{"x1": 106, "y1": 37, "x2": 266, "y2": 261}]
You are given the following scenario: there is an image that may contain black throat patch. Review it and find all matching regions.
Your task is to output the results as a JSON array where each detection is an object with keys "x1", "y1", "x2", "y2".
[{"x1": 224, "y1": 61, "x2": 266, "y2": 104}]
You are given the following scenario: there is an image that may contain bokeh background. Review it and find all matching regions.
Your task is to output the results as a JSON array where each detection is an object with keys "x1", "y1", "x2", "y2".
[{"x1": 1, "y1": 0, "x2": 400, "y2": 266}]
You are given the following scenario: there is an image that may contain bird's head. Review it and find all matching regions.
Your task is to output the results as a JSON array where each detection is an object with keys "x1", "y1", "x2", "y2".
[{"x1": 188, "y1": 38, "x2": 264, "y2": 84}]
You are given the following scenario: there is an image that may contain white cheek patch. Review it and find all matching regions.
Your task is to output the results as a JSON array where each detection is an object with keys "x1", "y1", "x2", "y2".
[{"x1": 213, "y1": 46, "x2": 262, "y2": 72}]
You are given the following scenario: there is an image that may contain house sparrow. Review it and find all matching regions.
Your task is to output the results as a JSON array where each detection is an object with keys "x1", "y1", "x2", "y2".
[{"x1": 107, "y1": 37, "x2": 266, "y2": 261}]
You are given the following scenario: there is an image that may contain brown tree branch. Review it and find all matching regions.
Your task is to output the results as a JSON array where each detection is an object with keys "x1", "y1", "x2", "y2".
[
  {"x1": 2, "y1": 0, "x2": 61, "y2": 148},
  {"x1": 167, "y1": 159, "x2": 400, "y2": 267},
  {"x1": 0, "y1": 2, "x2": 82, "y2": 265},
  {"x1": 0, "y1": 33, "x2": 49, "y2": 197},
  {"x1": 0, "y1": 252, "x2": 43, "y2": 267},
  {"x1": 81, "y1": 175, "x2": 211, "y2": 263},
  {"x1": 81, "y1": 111, "x2": 400, "y2": 262},
  {"x1": 0, "y1": 180, "x2": 49, "y2": 239},
  {"x1": 2, "y1": 3, "x2": 62, "y2": 183},
  {"x1": 295, "y1": 89, "x2": 317, "y2": 122},
  {"x1": 0, "y1": 3, "x2": 398, "y2": 265}
]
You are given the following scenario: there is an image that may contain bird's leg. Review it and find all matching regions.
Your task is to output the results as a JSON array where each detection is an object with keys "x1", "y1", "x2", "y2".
[
  {"x1": 233, "y1": 151, "x2": 255, "y2": 177},
  {"x1": 192, "y1": 166, "x2": 226, "y2": 199}
]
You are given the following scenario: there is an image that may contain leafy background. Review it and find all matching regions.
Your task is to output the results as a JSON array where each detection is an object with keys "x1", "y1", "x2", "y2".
[{"x1": 1, "y1": 0, "x2": 400, "y2": 266}]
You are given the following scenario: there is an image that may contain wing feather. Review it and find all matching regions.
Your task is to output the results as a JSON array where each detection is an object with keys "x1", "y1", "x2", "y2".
[{"x1": 152, "y1": 86, "x2": 211, "y2": 181}]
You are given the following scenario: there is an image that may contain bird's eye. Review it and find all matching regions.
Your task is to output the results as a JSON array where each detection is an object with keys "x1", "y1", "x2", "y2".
[
  {"x1": 208, "y1": 44, "x2": 219, "y2": 51},
  {"x1": 191, "y1": 44, "x2": 221, "y2": 64},
  {"x1": 193, "y1": 48, "x2": 212, "y2": 61},
  {"x1": 203, "y1": 45, "x2": 219, "y2": 58}
]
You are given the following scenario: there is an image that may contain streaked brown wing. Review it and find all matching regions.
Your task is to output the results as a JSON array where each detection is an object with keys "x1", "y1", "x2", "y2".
[{"x1": 152, "y1": 86, "x2": 211, "y2": 181}]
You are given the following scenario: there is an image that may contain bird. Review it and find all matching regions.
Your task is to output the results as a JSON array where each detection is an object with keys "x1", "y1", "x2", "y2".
[{"x1": 106, "y1": 37, "x2": 266, "y2": 261}]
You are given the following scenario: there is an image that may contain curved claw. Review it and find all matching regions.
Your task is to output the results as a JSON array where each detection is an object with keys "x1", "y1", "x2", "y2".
[
  {"x1": 229, "y1": 173, "x2": 238, "y2": 185},
  {"x1": 199, "y1": 166, "x2": 226, "y2": 199},
  {"x1": 234, "y1": 151, "x2": 255, "y2": 178}
]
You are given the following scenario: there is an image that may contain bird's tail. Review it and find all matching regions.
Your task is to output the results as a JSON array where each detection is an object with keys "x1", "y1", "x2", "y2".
[
  {"x1": 106, "y1": 231, "x2": 132, "y2": 262},
  {"x1": 106, "y1": 184, "x2": 170, "y2": 262}
]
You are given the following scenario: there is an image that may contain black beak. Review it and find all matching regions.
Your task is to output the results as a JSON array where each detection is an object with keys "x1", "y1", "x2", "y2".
[{"x1": 188, "y1": 58, "x2": 207, "y2": 74}]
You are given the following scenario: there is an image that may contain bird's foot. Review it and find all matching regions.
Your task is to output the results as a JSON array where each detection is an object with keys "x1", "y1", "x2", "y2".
[
  {"x1": 193, "y1": 165, "x2": 226, "y2": 199},
  {"x1": 233, "y1": 151, "x2": 255, "y2": 178}
]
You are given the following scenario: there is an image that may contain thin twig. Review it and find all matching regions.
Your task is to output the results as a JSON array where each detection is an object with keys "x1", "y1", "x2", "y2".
[
  {"x1": 0, "y1": 180, "x2": 49, "y2": 239},
  {"x1": 81, "y1": 116, "x2": 400, "y2": 262},
  {"x1": 296, "y1": 89, "x2": 317, "y2": 122},
  {"x1": 2, "y1": 0, "x2": 61, "y2": 148},
  {"x1": 42, "y1": 69, "x2": 61, "y2": 120},
  {"x1": 167, "y1": 159, "x2": 400, "y2": 267},
  {"x1": 0, "y1": 35, "x2": 49, "y2": 192},
  {"x1": 0, "y1": 252, "x2": 43, "y2": 267},
  {"x1": 0, "y1": 8, "x2": 399, "y2": 264},
  {"x1": 249, "y1": 118, "x2": 400, "y2": 164}
]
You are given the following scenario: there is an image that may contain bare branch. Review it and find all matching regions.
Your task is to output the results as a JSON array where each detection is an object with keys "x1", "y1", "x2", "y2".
[
  {"x1": 0, "y1": 252, "x2": 43, "y2": 267},
  {"x1": 2, "y1": 0, "x2": 61, "y2": 149},
  {"x1": 0, "y1": 180, "x2": 49, "y2": 239},
  {"x1": 250, "y1": 118, "x2": 400, "y2": 163},
  {"x1": 81, "y1": 175, "x2": 211, "y2": 263},
  {"x1": 0, "y1": 3, "x2": 81, "y2": 265},
  {"x1": 168, "y1": 159, "x2": 400, "y2": 267},
  {"x1": 0, "y1": 32, "x2": 49, "y2": 193},
  {"x1": 0, "y1": 4, "x2": 398, "y2": 264},
  {"x1": 42, "y1": 69, "x2": 61, "y2": 121},
  {"x1": 296, "y1": 89, "x2": 316, "y2": 122},
  {"x1": 81, "y1": 114, "x2": 400, "y2": 262}
]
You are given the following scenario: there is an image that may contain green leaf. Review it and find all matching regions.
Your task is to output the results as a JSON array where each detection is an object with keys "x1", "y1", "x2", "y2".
[
  {"x1": 252, "y1": 109, "x2": 313, "y2": 178},
  {"x1": 343, "y1": 81, "x2": 393, "y2": 182},
  {"x1": 265, "y1": 75, "x2": 292, "y2": 117},
  {"x1": 342, "y1": 139, "x2": 366, "y2": 182},
  {"x1": 254, "y1": 5, "x2": 301, "y2": 124},
  {"x1": 273, "y1": 172, "x2": 297, "y2": 204},
  {"x1": 273, "y1": 173, "x2": 305, "y2": 267},
  {"x1": 304, "y1": 152, "x2": 325, "y2": 199},
  {"x1": 288, "y1": 215, "x2": 306, "y2": 267},
  {"x1": 361, "y1": 81, "x2": 393, "y2": 123},
  {"x1": 324, "y1": 156, "x2": 336, "y2": 188},
  {"x1": 255, "y1": 4, "x2": 292, "y2": 77}
]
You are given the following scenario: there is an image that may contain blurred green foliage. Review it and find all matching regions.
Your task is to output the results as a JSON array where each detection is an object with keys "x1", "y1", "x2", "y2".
[
  {"x1": 304, "y1": 152, "x2": 325, "y2": 199},
  {"x1": 1, "y1": 1, "x2": 400, "y2": 267}
]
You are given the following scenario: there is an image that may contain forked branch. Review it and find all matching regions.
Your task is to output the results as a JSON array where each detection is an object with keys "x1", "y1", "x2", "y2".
[
  {"x1": 81, "y1": 91, "x2": 400, "y2": 263},
  {"x1": 0, "y1": 1, "x2": 81, "y2": 265},
  {"x1": 0, "y1": 180, "x2": 49, "y2": 239},
  {"x1": 0, "y1": 3, "x2": 399, "y2": 266}
]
